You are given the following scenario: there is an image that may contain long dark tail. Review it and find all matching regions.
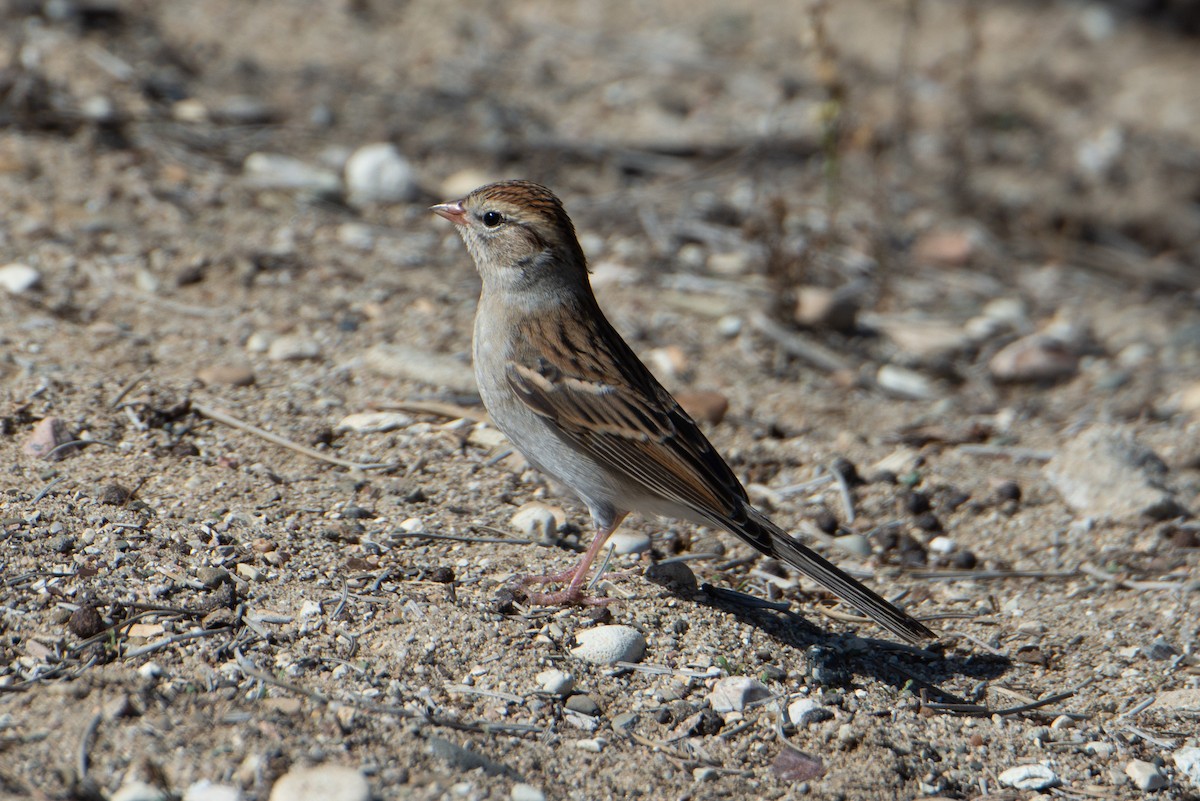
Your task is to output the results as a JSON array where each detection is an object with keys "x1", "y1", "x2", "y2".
[{"x1": 729, "y1": 506, "x2": 934, "y2": 645}]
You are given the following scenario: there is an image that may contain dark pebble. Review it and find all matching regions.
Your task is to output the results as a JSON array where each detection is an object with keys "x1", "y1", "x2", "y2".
[
  {"x1": 941, "y1": 488, "x2": 971, "y2": 511},
  {"x1": 588, "y1": 605, "x2": 613, "y2": 625},
  {"x1": 68, "y1": 604, "x2": 105, "y2": 639},
  {"x1": 993, "y1": 480, "x2": 1021, "y2": 502},
  {"x1": 951, "y1": 550, "x2": 978, "y2": 569},
  {"x1": 913, "y1": 513, "x2": 942, "y2": 532},
  {"x1": 97, "y1": 483, "x2": 132, "y2": 506},
  {"x1": 904, "y1": 491, "x2": 931, "y2": 515},
  {"x1": 830, "y1": 457, "x2": 863, "y2": 486},
  {"x1": 565, "y1": 694, "x2": 602, "y2": 716},
  {"x1": 871, "y1": 469, "x2": 899, "y2": 485},
  {"x1": 492, "y1": 587, "x2": 519, "y2": 615},
  {"x1": 341, "y1": 505, "x2": 376, "y2": 520},
  {"x1": 812, "y1": 508, "x2": 838, "y2": 535},
  {"x1": 428, "y1": 566, "x2": 455, "y2": 583},
  {"x1": 50, "y1": 534, "x2": 75, "y2": 554}
]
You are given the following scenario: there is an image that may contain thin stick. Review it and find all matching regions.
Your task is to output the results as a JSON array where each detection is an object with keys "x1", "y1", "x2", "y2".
[
  {"x1": 395, "y1": 528, "x2": 535, "y2": 546},
  {"x1": 830, "y1": 463, "x2": 855, "y2": 523},
  {"x1": 749, "y1": 311, "x2": 850, "y2": 373},
  {"x1": 77, "y1": 711, "x2": 102, "y2": 786},
  {"x1": 109, "y1": 372, "x2": 149, "y2": 408},
  {"x1": 122, "y1": 626, "x2": 232, "y2": 659},
  {"x1": 193, "y1": 402, "x2": 398, "y2": 470},
  {"x1": 956, "y1": 444, "x2": 1054, "y2": 462},
  {"x1": 375, "y1": 400, "x2": 488, "y2": 423}
]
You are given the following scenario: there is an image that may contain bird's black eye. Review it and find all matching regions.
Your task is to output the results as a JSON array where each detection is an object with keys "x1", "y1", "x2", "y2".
[{"x1": 481, "y1": 210, "x2": 503, "y2": 228}]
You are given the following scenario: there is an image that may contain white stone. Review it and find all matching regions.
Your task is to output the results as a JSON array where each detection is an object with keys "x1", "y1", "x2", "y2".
[
  {"x1": 876, "y1": 365, "x2": 941, "y2": 400},
  {"x1": 1125, "y1": 759, "x2": 1166, "y2": 791},
  {"x1": 570, "y1": 625, "x2": 646, "y2": 665},
  {"x1": 787, "y1": 697, "x2": 823, "y2": 727},
  {"x1": 510, "y1": 504, "x2": 559, "y2": 541},
  {"x1": 535, "y1": 669, "x2": 574, "y2": 697},
  {"x1": 269, "y1": 765, "x2": 370, "y2": 801},
  {"x1": 0, "y1": 263, "x2": 41, "y2": 294},
  {"x1": 573, "y1": 737, "x2": 607, "y2": 753},
  {"x1": 510, "y1": 783, "x2": 546, "y2": 801},
  {"x1": 112, "y1": 782, "x2": 168, "y2": 801},
  {"x1": 183, "y1": 781, "x2": 242, "y2": 801},
  {"x1": 708, "y1": 676, "x2": 771, "y2": 713},
  {"x1": 1174, "y1": 747, "x2": 1200, "y2": 788},
  {"x1": 137, "y1": 662, "x2": 164, "y2": 680},
  {"x1": 928, "y1": 536, "x2": 956, "y2": 555},
  {"x1": 267, "y1": 336, "x2": 322, "y2": 362},
  {"x1": 345, "y1": 143, "x2": 418, "y2": 206},
  {"x1": 362, "y1": 344, "x2": 475, "y2": 393},
  {"x1": 608, "y1": 530, "x2": 651, "y2": 555},
  {"x1": 335, "y1": 412, "x2": 413, "y2": 434},
  {"x1": 998, "y1": 764, "x2": 1059, "y2": 791}
]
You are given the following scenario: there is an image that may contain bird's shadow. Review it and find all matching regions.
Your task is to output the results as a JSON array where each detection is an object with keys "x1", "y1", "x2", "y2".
[{"x1": 673, "y1": 581, "x2": 1009, "y2": 705}]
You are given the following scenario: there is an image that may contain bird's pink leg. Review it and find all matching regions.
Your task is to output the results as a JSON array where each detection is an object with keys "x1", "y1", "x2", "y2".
[{"x1": 519, "y1": 514, "x2": 627, "y2": 605}]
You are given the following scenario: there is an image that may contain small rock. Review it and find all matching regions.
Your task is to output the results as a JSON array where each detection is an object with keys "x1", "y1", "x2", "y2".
[
  {"x1": 510, "y1": 784, "x2": 546, "y2": 801},
  {"x1": 608, "y1": 530, "x2": 651, "y2": 555},
  {"x1": 770, "y1": 747, "x2": 825, "y2": 781},
  {"x1": 573, "y1": 738, "x2": 606, "y2": 753},
  {"x1": 68, "y1": 605, "x2": 105, "y2": 639},
  {"x1": 535, "y1": 669, "x2": 574, "y2": 697},
  {"x1": 872, "y1": 316, "x2": 969, "y2": 361},
  {"x1": 112, "y1": 782, "x2": 169, "y2": 801},
  {"x1": 786, "y1": 697, "x2": 829, "y2": 727},
  {"x1": 23, "y1": 417, "x2": 77, "y2": 461},
  {"x1": 236, "y1": 563, "x2": 263, "y2": 582},
  {"x1": 708, "y1": 676, "x2": 771, "y2": 713},
  {"x1": 794, "y1": 285, "x2": 859, "y2": 333},
  {"x1": 197, "y1": 567, "x2": 230, "y2": 588},
  {"x1": 1174, "y1": 747, "x2": 1200, "y2": 788},
  {"x1": 362, "y1": 344, "x2": 475, "y2": 393},
  {"x1": 644, "y1": 561, "x2": 698, "y2": 596},
  {"x1": 998, "y1": 764, "x2": 1059, "y2": 791},
  {"x1": 268, "y1": 765, "x2": 371, "y2": 801},
  {"x1": 565, "y1": 694, "x2": 601, "y2": 717},
  {"x1": 196, "y1": 364, "x2": 256, "y2": 387},
  {"x1": 648, "y1": 346, "x2": 688, "y2": 379},
  {"x1": 675, "y1": 390, "x2": 729, "y2": 426},
  {"x1": 913, "y1": 229, "x2": 977, "y2": 267},
  {"x1": 267, "y1": 336, "x2": 322, "y2": 362},
  {"x1": 137, "y1": 662, "x2": 164, "y2": 680},
  {"x1": 928, "y1": 536, "x2": 956, "y2": 555},
  {"x1": 0, "y1": 263, "x2": 41, "y2": 294},
  {"x1": 426, "y1": 737, "x2": 513, "y2": 777},
  {"x1": 344, "y1": 143, "x2": 419, "y2": 206},
  {"x1": 1045, "y1": 426, "x2": 1186, "y2": 522},
  {"x1": 1146, "y1": 638, "x2": 1179, "y2": 660},
  {"x1": 570, "y1": 625, "x2": 646, "y2": 665},
  {"x1": 989, "y1": 334, "x2": 1078, "y2": 383},
  {"x1": 1085, "y1": 741, "x2": 1115, "y2": 758},
  {"x1": 243, "y1": 152, "x2": 341, "y2": 196},
  {"x1": 510, "y1": 503, "x2": 560, "y2": 543},
  {"x1": 707, "y1": 251, "x2": 751, "y2": 275},
  {"x1": 1124, "y1": 759, "x2": 1166, "y2": 791},
  {"x1": 209, "y1": 95, "x2": 278, "y2": 126},
  {"x1": 833, "y1": 533, "x2": 872, "y2": 558},
  {"x1": 183, "y1": 780, "x2": 242, "y2": 801},
  {"x1": 876, "y1": 365, "x2": 941, "y2": 400},
  {"x1": 692, "y1": 767, "x2": 719, "y2": 782},
  {"x1": 334, "y1": 412, "x2": 413, "y2": 434}
]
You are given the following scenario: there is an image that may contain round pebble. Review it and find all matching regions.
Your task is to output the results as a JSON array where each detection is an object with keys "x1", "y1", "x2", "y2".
[
  {"x1": 510, "y1": 784, "x2": 546, "y2": 801},
  {"x1": 565, "y1": 694, "x2": 601, "y2": 716},
  {"x1": 510, "y1": 504, "x2": 559, "y2": 542},
  {"x1": 998, "y1": 764, "x2": 1059, "y2": 791},
  {"x1": 269, "y1": 765, "x2": 370, "y2": 801},
  {"x1": 644, "y1": 561, "x2": 698, "y2": 595},
  {"x1": 608, "y1": 530, "x2": 650, "y2": 555},
  {"x1": 0, "y1": 263, "x2": 42, "y2": 294},
  {"x1": 344, "y1": 143, "x2": 418, "y2": 205},
  {"x1": 570, "y1": 625, "x2": 646, "y2": 665},
  {"x1": 267, "y1": 336, "x2": 322, "y2": 362},
  {"x1": 1125, "y1": 759, "x2": 1166, "y2": 791},
  {"x1": 183, "y1": 780, "x2": 242, "y2": 801},
  {"x1": 709, "y1": 676, "x2": 771, "y2": 713},
  {"x1": 335, "y1": 412, "x2": 413, "y2": 434},
  {"x1": 535, "y1": 669, "x2": 574, "y2": 697},
  {"x1": 196, "y1": 364, "x2": 256, "y2": 387}
]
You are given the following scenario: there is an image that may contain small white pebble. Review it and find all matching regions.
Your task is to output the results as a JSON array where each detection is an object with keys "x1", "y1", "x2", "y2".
[{"x1": 570, "y1": 625, "x2": 646, "y2": 665}]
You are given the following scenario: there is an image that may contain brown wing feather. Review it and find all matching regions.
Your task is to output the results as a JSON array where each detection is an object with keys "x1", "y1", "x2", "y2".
[{"x1": 507, "y1": 304, "x2": 746, "y2": 519}]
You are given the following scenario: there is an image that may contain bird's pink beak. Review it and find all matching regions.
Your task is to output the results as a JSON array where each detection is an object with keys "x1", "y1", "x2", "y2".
[{"x1": 431, "y1": 200, "x2": 467, "y2": 226}]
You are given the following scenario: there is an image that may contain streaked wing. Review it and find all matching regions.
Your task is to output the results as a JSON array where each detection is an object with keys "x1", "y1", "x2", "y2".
[{"x1": 506, "y1": 308, "x2": 746, "y2": 519}]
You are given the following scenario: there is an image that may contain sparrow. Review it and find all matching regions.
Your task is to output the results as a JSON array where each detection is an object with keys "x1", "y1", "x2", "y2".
[{"x1": 432, "y1": 180, "x2": 933, "y2": 645}]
